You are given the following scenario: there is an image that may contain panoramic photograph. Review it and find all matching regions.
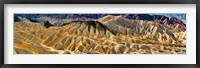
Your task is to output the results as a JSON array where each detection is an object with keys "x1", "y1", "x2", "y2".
[{"x1": 14, "y1": 14, "x2": 186, "y2": 54}]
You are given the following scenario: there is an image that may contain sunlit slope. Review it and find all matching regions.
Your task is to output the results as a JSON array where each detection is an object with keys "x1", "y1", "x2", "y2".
[
  {"x1": 14, "y1": 20, "x2": 186, "y2": 54},
  {"x1": 98, "y1": 15, "x2": 186, "y2": 45}
]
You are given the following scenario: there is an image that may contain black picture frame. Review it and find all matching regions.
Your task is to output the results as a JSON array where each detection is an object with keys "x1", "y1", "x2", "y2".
[{"x1": 0, "y1": 0, "x2": 199, "y2": 68}]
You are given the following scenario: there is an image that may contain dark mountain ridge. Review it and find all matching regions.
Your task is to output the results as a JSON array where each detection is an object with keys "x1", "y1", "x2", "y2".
[{"x1": 14, "y1": 14, "x2": 185, "y2": 26}]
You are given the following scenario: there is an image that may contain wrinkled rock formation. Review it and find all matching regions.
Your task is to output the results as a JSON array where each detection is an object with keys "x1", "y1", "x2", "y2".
[{"x1": 14, "y1": 15, "x2": 186, "y2": 54}]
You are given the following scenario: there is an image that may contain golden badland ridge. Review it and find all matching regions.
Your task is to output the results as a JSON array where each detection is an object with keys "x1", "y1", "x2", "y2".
[{"x1": 14, "y1": 15, "x2": 186, "y2": 54}]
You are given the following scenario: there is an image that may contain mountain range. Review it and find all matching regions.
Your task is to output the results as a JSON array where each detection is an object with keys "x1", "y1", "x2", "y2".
[
  {"x1": 14, "y1": 14, "x2": 186, "y2": 25},
  {"x1": 14, "y1": 14, "x2": 186, "y2": 54}
]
